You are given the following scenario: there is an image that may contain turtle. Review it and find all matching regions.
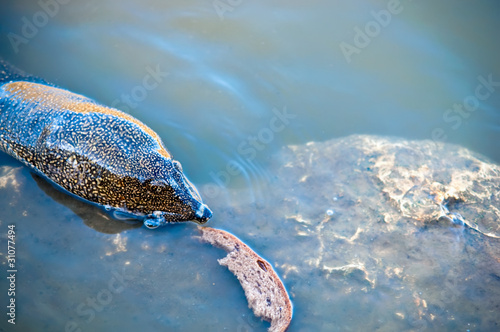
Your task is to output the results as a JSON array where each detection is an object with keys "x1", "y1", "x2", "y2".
[{"x1": 0, "y1": 60, "x2": 212, "y2": 228}]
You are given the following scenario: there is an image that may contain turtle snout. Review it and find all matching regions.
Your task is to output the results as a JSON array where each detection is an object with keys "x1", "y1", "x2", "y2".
[{"x1": 193, "y1": 203, "x2": 213, "y2": 224}]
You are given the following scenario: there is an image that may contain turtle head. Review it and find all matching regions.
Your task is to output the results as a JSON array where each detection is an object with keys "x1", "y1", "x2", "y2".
[{"x1": 122, "y1": 157, "x2": 212, "y2": 228}]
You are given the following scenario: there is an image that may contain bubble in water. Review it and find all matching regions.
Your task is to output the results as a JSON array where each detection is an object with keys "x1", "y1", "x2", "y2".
[{"x1": 326, "y1": 209, "x2": 335, "y2": 216}]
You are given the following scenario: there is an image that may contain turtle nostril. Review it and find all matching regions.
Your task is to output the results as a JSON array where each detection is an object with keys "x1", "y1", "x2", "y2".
[{"x1": 195, "y1": 204, "x2": 213, "y2": 223}]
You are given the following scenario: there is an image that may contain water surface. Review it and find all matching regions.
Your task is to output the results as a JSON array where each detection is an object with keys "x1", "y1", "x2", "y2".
[{"x1": 0, "y1": 1, "x2": 499, "y2": 331}]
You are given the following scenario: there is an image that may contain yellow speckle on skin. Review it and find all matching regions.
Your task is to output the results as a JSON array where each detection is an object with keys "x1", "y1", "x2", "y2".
[{"x1": 3, "y1": 81, "x2": 171, "y2": 159}]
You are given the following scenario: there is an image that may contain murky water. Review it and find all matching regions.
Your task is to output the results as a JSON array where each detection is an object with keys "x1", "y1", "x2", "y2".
[{"x1": 0, "y1": 1, "x2": 499, "y2": 331}]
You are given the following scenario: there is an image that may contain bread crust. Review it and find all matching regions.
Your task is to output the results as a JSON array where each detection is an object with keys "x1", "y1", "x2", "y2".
[{"x1": 199, "y1": 227, "x2": 293, "y2": 332}]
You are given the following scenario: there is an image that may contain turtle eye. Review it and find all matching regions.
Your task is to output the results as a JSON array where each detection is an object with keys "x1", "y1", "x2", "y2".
[
  {"x1": 173, "y1": 160, "x2": 183, "y2": 172},
  {"x1": 149, "y1": 179, "x2": 167, "y2": 194}
]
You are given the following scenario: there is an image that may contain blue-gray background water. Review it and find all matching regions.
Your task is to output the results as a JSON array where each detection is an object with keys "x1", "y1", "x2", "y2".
[{"x1": 0, "y1": 1, "x2": 499, "y2": 331}]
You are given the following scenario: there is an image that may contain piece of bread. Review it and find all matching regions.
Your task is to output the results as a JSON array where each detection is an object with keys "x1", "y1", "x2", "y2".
[{"x1": 199, "y1": 227, "x2": 293, "y2": 332}]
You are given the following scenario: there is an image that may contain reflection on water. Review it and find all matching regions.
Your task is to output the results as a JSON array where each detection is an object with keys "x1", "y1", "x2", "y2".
[{"x1": 0, "y1": 0, "x2": 499, "y2": 331}]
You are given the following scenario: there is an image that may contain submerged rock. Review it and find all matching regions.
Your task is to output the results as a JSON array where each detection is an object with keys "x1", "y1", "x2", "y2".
[{"x1": 205, "y1": 135, "x2": 500, "y2": 331}]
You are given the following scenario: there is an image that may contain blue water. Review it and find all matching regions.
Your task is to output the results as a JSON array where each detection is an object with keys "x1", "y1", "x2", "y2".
[{"x1": 0, "y1": 1, "x2": 499, "y2": 331}]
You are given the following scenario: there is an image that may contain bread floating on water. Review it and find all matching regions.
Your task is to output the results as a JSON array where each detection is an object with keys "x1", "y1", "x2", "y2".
[{"x1": 199, "y1": 226, "x2": 293, "y2": 332}]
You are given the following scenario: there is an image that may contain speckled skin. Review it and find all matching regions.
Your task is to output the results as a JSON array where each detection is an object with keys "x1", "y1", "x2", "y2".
[{"x1": 0, "y1": 60, "x2": 212, "y2": 228}]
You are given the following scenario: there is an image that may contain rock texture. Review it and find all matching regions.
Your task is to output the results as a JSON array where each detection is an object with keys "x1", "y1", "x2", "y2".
[{"x1": 204, "y1": 135, "x2": 500, "y2": 331}]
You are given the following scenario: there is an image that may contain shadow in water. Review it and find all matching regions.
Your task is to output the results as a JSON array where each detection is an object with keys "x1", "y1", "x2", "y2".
[{"x1": 31, "y1": 173, "x2": 142, "y2": 234}]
